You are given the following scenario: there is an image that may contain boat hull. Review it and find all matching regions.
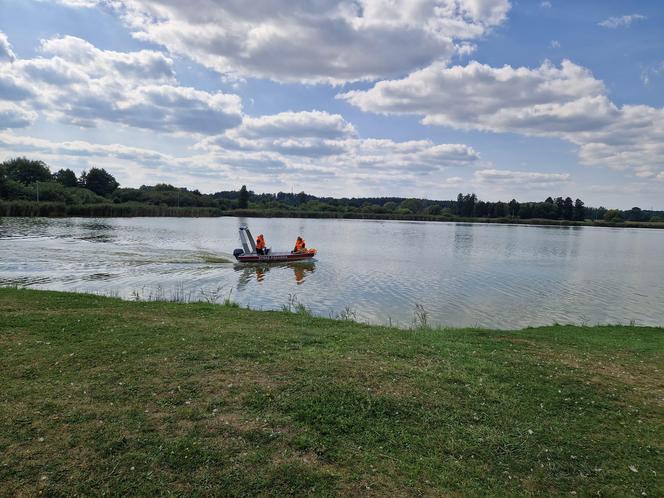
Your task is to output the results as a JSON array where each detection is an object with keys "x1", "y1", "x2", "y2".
[{"x1": 235, "y1": 249, "x2": 316, "y2": 263}]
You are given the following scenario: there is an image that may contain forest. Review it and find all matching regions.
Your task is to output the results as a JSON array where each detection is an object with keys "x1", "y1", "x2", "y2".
[{"x1": 1, "y1": 157, "x2": 663, "y2": 223}]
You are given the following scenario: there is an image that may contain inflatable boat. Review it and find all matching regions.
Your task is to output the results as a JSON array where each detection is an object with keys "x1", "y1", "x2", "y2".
[{"x1": 233, "y1": 225, "x2": 317, "y2": 263}]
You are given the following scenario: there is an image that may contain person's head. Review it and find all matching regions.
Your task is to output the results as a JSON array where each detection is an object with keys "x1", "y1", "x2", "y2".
[{"x1": 297, "y1": 236, "x2": 302, "y2": 241}]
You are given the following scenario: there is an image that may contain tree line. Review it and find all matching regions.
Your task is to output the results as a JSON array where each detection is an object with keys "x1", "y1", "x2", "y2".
[{"x1": 1, "y1": 156, "x2": 663, "y2": 222}]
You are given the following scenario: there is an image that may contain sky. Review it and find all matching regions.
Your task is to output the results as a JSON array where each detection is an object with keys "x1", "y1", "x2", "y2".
[{"x1": 0, "y1": 0, "x2": 663, "y2": 209}]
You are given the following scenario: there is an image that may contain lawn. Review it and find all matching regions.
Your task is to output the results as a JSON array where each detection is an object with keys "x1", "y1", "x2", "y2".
[{"x1": 1, "y1": 288, "x2": 662, "y2": 496}]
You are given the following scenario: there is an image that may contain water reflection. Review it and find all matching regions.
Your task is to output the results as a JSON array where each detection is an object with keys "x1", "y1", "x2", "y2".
[
  {"x1": 234, "y1": 262, "x2": 316, "y2": 289},
  {"x1": 453, "y1": 223, "x2": 475, "y2": 253}
]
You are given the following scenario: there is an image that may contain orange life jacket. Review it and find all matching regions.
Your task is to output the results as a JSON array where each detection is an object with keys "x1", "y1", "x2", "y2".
[
  {"x1": 295, "y1": 239, "x2": 306, "y2": 251},
  {"x1": 256, "y1": 236, "x2": 265, "y2": 250}
]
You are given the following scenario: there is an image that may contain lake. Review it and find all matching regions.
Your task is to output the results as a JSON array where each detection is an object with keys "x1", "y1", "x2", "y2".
[{"x1": 1, "y1": 216, "x2": 663, "y2": 329}]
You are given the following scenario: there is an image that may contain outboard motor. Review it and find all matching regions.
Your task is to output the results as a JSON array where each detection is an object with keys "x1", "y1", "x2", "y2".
[{"x1": 233, "y1": 248, "x2": 245, "y2": 260}]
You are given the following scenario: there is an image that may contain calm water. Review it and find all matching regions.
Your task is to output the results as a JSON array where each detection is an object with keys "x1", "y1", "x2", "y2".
[{"x1": 1, "y1": 216, "x2": 663, "y2": 329}]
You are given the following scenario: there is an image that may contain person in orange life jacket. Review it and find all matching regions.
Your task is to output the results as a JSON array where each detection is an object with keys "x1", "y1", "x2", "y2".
[
  {"x1": 292, "y1": 236, "x2": 306, "y2": 253},
  {"x1": 256, "y1": 234, "x2": 266, "y2": 255}
]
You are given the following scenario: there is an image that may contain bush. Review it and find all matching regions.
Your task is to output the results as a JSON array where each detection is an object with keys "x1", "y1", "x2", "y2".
[
  {"x1": 603, "y1": 209, "x2": 624, "y2": 222},
  {"x1": 0, "y1": 178, "x2": 31, "y2": 200},
  {"x1": 424, "y1": 204, "x2": 442, "y2": 215},
  {"x1": 32, "y1": 182, "x2": 67, "y2": 203},
  {"x1": 65, "y1": 187, "x2": 107, "y2": 205}
]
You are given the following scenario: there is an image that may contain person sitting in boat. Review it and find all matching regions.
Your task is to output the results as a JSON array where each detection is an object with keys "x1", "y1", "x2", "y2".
[
  {"x1": 256, "y1": 234, "x2": 266, "y2": 255},
  {"x1": 292, "y1": 236, "x2": 306, "y2": 253}
]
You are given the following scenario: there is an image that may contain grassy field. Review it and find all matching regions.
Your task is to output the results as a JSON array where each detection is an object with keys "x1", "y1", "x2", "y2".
[{"x1": 1, "y1": 288, "x2": 662, "y2": 496}]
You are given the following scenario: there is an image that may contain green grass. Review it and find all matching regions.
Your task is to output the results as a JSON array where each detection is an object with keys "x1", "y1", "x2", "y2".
[{"x1": 1, "y1": 288, "x2": 662, "y2": 496}]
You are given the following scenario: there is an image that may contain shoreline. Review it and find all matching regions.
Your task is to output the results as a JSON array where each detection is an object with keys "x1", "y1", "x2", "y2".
[
  {"x1": 3, "y1": 285, "x2": 660, "y2": 331},
  {"x1": 2, "y1": 202, "x2": 664, "y2": 229}
]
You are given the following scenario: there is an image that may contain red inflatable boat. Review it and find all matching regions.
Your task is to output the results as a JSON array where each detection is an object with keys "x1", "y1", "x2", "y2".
[{"x1": 233, "y1": 225, "x2": 317, "y2": 263}]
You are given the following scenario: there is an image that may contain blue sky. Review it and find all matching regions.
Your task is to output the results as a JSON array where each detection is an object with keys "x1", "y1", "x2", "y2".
[{"x1": 0, "y1": 0, "x2": 663, "y2": 208}]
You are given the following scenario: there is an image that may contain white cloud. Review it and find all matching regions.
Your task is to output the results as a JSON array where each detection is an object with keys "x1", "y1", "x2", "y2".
[
  {"x1": 0, "y1": 131, "x2": 170, "y2": 163},
  {"x1": 100, "y1": 0, "x2": 511, "y2": 83},
  {"x1": 46, "y1": 0, "x2": 98, "y2": 6},
  {"x1": 0, "y1": 103, "x2": 37, "y2": 129},
  {"x1": 340, "y1": 139, "x2": 480, "y2": 172},
  {"x1": 474, "y1": 169, "x2": 570, "y2": 188},
  {"x1": 232, "y1": 111, "x2": 356, "y2": 140},
  {"x1": 201, "y1": 110, "x2": 356, "y2": 157},
  {"x1": 0, "y1": 31, "x2": 16, "y2": 62},
  {"x1": 586, "y1": 181, "x2": 664, "y2": 197},
  {"x1": 0, "y1": 72, "x2": 35, "y2": 102},
  {"x1": 199, "y1": 110, "x2": 480, "y2": 174},
  {"x1": 340, "y1": 60, "x2": 664, "y2": 177},
  {"x1": 598, "y1": 14, "x2": 646, "y2": 29},
  {"x1": 340, "y1": 60, "x2": 606, "y2": 132},
  {"x1": 445, "y1": 176, "x2": 465, "y2": 185},
  {"x1": 550, "y1": 40, "x2": 560, "y2": 48},
  {"x1": 0, "y1": 34, "x2": 243, "y2": 135},
  {"x1": 540, "y1": 1, "x2": 551, "y2": 8}
]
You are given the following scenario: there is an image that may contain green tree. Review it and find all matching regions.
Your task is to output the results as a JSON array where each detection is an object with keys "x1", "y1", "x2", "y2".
[
  {"x1": 462, "y1": 194, "x2": 477, "y2": 217},
  {"x1": 456, "y1": 193, "x2": 464, "y2": 215},
  {"x1": 541, "y1": 197, "x2": 557, "y2": 219},
  {"x1": 493, "y1": 201, "x2": 508, "y2": 217},
  {"x1": 296, "y1": 191, "x2": 307, "y2": 206},
  {"x1": 554, "y1": 197, "x2": 564, "y2": 219},
  {"x1": 238, "y1": 185, "x2": 249, "y2": 209},
  {"x1": 153, "y1": 183, "x2": 178, "y2": 191},
  {"x1": 508, "y1": 199, "x2": 520, "y2": 218},
  {"x1": 626, "y1": 207, "x2": 644, "y2": 222},
  {"x1": 595, "y1": 206, "x2": 607, "y2": 221},
  {"x1": 1, "y1": 157, "x2": 51, "y2": 184},
  {"x1": 573, "y1": 198, "x2": 585, "y2": 221},
  {"x1": 562, "y1": 197, "x2": 574, "y2": 220},
  {"x1": 80, "y1": 168, "x2": 119, "y2": 196},
  {"x1": 53, "y1": 168, "x2": 78, "y2": 187}
]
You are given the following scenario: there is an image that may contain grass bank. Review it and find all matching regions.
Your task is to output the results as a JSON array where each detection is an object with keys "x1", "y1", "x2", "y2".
[{"x1": 1, "y1": 288, "x2": 662, "y2": 496}]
